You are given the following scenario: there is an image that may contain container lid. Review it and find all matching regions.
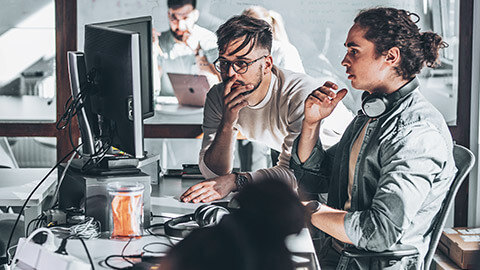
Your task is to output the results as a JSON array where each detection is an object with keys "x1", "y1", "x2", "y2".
[{"x1": 107, "y1": 181, "x2": 145, "y2": 193}]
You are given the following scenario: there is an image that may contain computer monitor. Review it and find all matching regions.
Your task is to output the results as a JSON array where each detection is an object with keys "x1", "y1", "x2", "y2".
[
  {"x1": 88, "y1": 16, "x2": 154, "y2": 118},
  {"x1": 67, "y1": 16, "x2": 153, "y2": 161}
]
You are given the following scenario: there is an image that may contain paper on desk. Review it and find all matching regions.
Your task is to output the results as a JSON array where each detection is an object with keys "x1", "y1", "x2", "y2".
[
  {"x1": 458, "y1": 228, "x2": 480, "y2": 234},
  {"x1": 460, "y1": 235, "x2": 480, "y2": 242},
  {"x1": 443, "y1": 228, "x2": 458, "y2": 234},
  {"x1": 151, "y1": 194, "x2": 234, "y2": 210}
]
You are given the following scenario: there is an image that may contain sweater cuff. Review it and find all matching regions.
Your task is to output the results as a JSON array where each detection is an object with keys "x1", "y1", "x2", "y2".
[{"x1": 290, "y1": 135, "x2": 324, "y2": 170}]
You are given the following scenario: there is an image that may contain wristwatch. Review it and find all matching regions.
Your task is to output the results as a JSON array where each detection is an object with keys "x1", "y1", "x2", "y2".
[
  {"x1": 305, "y1": 200, "x2": 322, "y2": 214},
  {"x1": 233, "y1": 172, "x2": 250, "y2": 192}
]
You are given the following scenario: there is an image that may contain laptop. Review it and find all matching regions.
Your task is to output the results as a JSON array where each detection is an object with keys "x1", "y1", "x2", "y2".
[{"x1": 167, "y1": 73, "x2": 210, "y2": 107}]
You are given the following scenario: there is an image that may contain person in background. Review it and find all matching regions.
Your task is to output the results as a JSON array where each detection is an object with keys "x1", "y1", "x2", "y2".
[
  {"x1": 152, "y1": 0, "x2": 220, "y2": 97},
  {"x1": 180, "y1": 15, "x2": 353, "y2": 203},
  {"x1": 162, "y1": 179, "x2": 308, "y2": 270},
  {"x1": 290, "y1": 7, "x2": 456, "y2": 269},
  {"x1": 242, "y1": 6, "x2": 305, "y2": 73}
]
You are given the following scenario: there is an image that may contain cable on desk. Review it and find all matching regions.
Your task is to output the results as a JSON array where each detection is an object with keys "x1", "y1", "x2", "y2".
[
  {"x1": 70, "y1": 216, "x2": 101, "y2": 239},
  {"x1": 142, "y1": 242, "x2": 171, "y2": 254},
  {"x1": 145, "y1": 221, "x2": 175, "y2": 247},
  {"x1": 49, "y1": 150, "x2": 77, "y2": 209},
  {"x1": 67, "y1": 235, "x2": 95, "y2": 270},
  {"x1": 6, "y1": 245, "x2": 17, "y2": 263},
  {"x1": 5, "y1": 144, "x2": 83, "y2": 265},
  {"x1": 105, "y1": 254, "x2": 142, "y2": 270},
  {"x1": 26, "y1": 215, "x2": 46, "y2": 236},
  {"x1": 121, "y1": 237, "x2": 135, "y2": 266}
]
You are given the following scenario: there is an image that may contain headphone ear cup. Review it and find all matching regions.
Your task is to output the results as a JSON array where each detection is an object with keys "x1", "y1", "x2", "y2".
[
  {"x1": 361, "y1": 93, "x2": 390, "y2": 118},
  {"x1": 164, "y1": 214, "x2": 195, "y2": 238},
  {"x1": 194, "y1": 204, "x2": 229, "y2": 227}
]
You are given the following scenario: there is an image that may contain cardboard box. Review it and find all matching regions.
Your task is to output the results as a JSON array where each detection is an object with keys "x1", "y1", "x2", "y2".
[
  {"x1": 438, "y1": 227, "x2": 480, "y2": 269},
  {"x1": 434, "y1": 250, "x2": 461, "y2": 270}
]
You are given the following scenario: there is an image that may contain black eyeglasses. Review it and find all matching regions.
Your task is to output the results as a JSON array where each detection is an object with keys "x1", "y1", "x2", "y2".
[{"x1": 213, "y1": 55, "x2": 268, "y2": 74}]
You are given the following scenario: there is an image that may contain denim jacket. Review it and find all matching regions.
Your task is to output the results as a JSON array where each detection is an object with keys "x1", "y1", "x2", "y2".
[{"x1": 290, "y1": 83, "x2": 457, "y2": 268}]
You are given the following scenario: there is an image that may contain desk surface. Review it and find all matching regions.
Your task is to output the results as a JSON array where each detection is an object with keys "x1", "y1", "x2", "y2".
[
  {"x1": 0, "y1": 95, "x2": 203, "y2": 125},
  {"x1": 146, "y1": 103, "x2": 203, "y2": 125},
  {"x1": 64, "y1": 176, "x2": 318, "y2": 269},
  {"x1": 0, "y1": 95, "x2": 56, "y2": 123},
  {"x1": 0, "y1": 168, "x2": 56, "y2": 206}
]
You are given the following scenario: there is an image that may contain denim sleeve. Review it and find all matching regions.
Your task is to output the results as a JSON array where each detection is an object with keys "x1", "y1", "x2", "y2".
[
  {"x1": 344, "y1": 122, "x2": 451, "y2": 251},
  {"x1": 289, "y1": 135, "x2": 334, "y2": 194}
]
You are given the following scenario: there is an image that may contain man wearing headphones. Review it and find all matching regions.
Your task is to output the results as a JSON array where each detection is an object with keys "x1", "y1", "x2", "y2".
[
  {"x1": 180, "y1": 15, "x2": 353, "y2": 203},
  {"x1": 153, "y1": 0, "x2": 219, "y2": 96},
  {"x1": 290, "y1": 7, "x2": 456, "y2": 269}
]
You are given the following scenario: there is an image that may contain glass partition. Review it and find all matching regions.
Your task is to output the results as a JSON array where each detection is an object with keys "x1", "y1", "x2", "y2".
[
  {"x1": 78, "y1": 0, "x2": 459, "y2": 125},
  {"x1": 0, "y1": 0, "x2": 56, "y2": 123}
]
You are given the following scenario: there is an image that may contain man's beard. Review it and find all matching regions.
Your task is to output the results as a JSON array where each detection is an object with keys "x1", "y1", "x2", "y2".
[
  {"x1": 170, "y1": 29, "x2": 188, "y2": 42},
  {"x1": 228, "y1": 65, "x2": 263, "y2": 96}
]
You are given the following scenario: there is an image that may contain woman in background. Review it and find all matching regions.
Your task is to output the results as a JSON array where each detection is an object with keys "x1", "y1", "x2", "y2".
[{"x1": 243, "y1": 6, "x2": 305, "y2": 73}]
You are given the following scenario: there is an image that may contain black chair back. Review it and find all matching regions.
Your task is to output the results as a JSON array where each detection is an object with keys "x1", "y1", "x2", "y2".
[{"x1": 423, "y1": 144, "x2": 475, "y2": 269}]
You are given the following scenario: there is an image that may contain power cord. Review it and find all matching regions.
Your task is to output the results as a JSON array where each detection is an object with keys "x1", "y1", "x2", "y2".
[
  {"x1": 69, "y1": 216, "x2": 101, "y2": 239},
  {"x1": 67, "y1": 235, "x2": 96, "y2": 270},
  {"x1": 5, "y1": 144, "x2": 82, "y2": 265}
]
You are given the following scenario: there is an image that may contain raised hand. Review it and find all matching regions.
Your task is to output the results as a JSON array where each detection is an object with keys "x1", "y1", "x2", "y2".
[
  {"x1": 304, "y1": 81, "x2": 348, "y2": 126},
  {"x1": 220, "y1": 74, "x2": 254, "y2": 127}
]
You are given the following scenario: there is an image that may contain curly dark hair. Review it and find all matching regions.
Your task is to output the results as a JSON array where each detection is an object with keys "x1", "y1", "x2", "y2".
[
  {"x1": 216, "y1": 15, "x2": 272, "y2": 56},
  {"x1": 354, "y1": 7, "x2": 448, "y2": 80}
]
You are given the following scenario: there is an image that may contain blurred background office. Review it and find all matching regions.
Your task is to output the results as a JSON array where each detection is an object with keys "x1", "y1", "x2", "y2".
[
  {"x1": 1, "y1": 2, "x2": 480, "y2": 267},
  {"x1": 0, "y1": 0, "x2": 463, "y2": 173}
]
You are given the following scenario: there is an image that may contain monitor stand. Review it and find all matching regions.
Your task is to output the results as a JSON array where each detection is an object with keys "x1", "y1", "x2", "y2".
[{"x1": 70, "y1": 157, "x2": 141, "y2": 176}]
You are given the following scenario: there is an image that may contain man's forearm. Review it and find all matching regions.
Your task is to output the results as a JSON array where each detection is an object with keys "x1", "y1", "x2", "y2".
[
  {"x1": 203, "y1": 122, "x2": 236, "y2": 175},
  {"x1": 297, "y1": 120, "x2": 321, "y2": 163},
  {"x1": 311, "y1": 205, "x2": 353, "y2": 245}
]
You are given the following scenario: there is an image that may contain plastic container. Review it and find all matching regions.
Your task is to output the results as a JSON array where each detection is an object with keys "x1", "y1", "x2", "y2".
[{"x1": 107, "y1": 182, "x2": 144, "y2": 239}]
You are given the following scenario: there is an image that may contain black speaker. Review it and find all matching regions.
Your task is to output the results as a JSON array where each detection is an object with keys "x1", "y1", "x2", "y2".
[
  {"x1": 361, "y1": 77, "x2": 419, "y2": 118},
  {"x1": 164, "y1": 204, "x2": 230, "y2": 238}
]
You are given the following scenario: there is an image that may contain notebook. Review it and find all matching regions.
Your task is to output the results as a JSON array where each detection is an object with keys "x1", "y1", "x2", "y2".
[{"x1": 167, "y1": 73, "x2": 210, "y2": 107}]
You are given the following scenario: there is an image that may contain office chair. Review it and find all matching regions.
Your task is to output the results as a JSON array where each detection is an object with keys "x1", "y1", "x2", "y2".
[
  {"x1": 0, "y1": 214, "x2": 24, "y2": 269},
  {"x1": 340, "y1": 144, "x2": 475, "y2": 269},
  {"x1": 0, "y1": 137, "x2": 18, "y2": 169}
]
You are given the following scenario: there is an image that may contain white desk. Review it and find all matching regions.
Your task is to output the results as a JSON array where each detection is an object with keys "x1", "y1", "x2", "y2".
[
  {"x1": 0, "y1": 168, "x2": 57, "y2": 233},
  {"x1": 146, "y1": 103, "x2": 203, "y2": 125},
  {"x1": 64, "y1": 176, "x2": 319, "y2": 269},
  {"x1": 0, "y1": 96, "x2": 56, "y2": 123}
]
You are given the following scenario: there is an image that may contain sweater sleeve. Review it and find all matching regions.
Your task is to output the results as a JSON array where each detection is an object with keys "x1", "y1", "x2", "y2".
[{"x1": 198, "y1": 84, "x2": 238, "y2": 179}]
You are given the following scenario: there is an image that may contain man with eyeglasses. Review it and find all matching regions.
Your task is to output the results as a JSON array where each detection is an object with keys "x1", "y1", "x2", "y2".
[
  {"x1": 180, "y1": 15, "x2": 353, "y2": 203},
  {"x1": 153, "y1": 0, "x2": 219, "y2": 96}
]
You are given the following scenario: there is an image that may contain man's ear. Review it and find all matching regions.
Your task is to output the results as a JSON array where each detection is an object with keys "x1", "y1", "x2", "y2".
[
  {"x1": 385, "y1": 47, "x2": 401, "y2": 66},
  {"x1": 264, "y1": 55, "x2": 273, "y2": 74}
]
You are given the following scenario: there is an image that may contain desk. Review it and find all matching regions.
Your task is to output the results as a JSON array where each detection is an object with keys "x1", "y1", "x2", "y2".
[
  {"x1": 145, "y1": 103, "x2": 204, "y2": 138},
  {"x1": 0, "y1": 168, "x2": 56, "y2": 233},
  {"x1": 65, "y1": 176, "x2": 319, "y2": 269},
  {"x1": 0, "y1": 95, "x2": 204, "y2": 138},
  {"x1": 0, "y1": 96, "x2": 56, "y2": 123},
  {"x1": 146, "y1": 103, "x2": 203, "y2": 125}
]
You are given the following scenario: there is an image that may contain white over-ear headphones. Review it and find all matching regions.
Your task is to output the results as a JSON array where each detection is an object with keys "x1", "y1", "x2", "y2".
[{"x1": 361, "y1": 77, "x2": 419, "y2": 118}]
